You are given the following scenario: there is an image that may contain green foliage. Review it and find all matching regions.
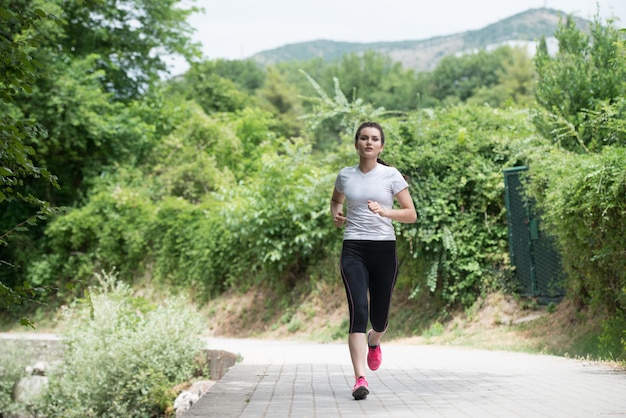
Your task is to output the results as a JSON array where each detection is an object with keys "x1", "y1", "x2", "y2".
[
  {"x1": 525, "y1": 147, "x2": 626, "y2": 315},
  {"x1": 191, "y1": 59, "x2": 266, "y2": 94},
  {"x1": 326, "y1": 51, "x2": 422, "y2": 111},
  {"x1": 256, "y1": 67, "x2": 304, "y2": 138},
  {"x1": 0, "y1": 2, "x2": 60, "y2": 214},
  {"x1": 1, "y1": 0, "x2": 200, "y2": 208},
  {"x1": 422, "y1": 321, "x2": 444, "y2": 338},
  {"x1": 385, "y1": 105, "x2": 535, "y2": 306},
  {"x1": 40, "y1": 271, "x2": 205, "y2": 417},
  {"x1": 525, "y1": 13, "x2": 626, "y2": 332},
  {"x1": 23, "y1": 178, "x2": 156, "y2": 302},
  {"x1": 468, "y1": 46, "x2": 537, "y2": 107},
  {"x1": 517, "y1": 16, "x2": 626, "y2": 362},
  {"x1": 0, "y1": 3, "x2": 51, "y2": 99},
  {"x1": 44, "y1": 0, "x2": 201, "y2": 100},
  {"x1": 170, "y1": 68, "x2": 249, "y2": 114},
  {"x1": 27, "y1": 107, "x2": 334, "y2": 299},
  {"x1": 16, "y1": 53, "x2": 158, "y2": 205},
  {"x1": 221, "y1": 138, "x2": 337, "y2": 289},
  {"x1": 598, "y1": 315, "x2": 626, "y2": 361},
  {"x1": 299, "y1": 70, "x2": 395, "y2": 144},
  {"x1": 429, "y1": 46, "x2": 515, "y2": 102},
  {"x1": 0, "y1": 0, "x2": 62, "y2": 322},
  {"x1": 268, "y1": 51, "x2": 423, "y2": 127},
  {"x1": 2, "y1": 0, "x2": 199, "y2": 318},
  {"x1": 272, "y1": 46, "x2": 537, "y2": 150},
  {"x1": 148, "y1": 196, "x2": 236, "y2": 295},
  {"x1": 533, "y1": 14, "x2": 626, "y2": 152},
  {"x1": 148, "y1": 103, "x2": 239, "y2": 201}
]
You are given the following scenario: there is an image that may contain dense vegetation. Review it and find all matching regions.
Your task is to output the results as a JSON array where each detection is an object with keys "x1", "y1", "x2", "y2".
[{"x1": 1, "y1": 0, "x2": 625, "y2": 414}]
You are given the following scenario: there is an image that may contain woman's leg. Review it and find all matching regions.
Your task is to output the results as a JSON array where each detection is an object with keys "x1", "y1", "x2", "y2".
[
  {"x1": 340, "y1": 241, "x2": 370, "y2": 378},
  {"x1": 348, "y1": 333, "x2": 367, "y2": 378},
  {"x1": 367, "y1": 241, "x2": 398, "y2": 344},
  {"x1": 367, "y1": 329, "x2": 385, "y2": 346}
]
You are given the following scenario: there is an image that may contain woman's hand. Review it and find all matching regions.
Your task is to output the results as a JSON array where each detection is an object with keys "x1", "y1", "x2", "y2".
[
  {"x1": 368, "y1": 189, "x2": 417, "y2": 223},
  {"x1": 368, "y1": 200, "x2": 388, "y2": 217},
  {"x1": 330, "y1": 188, "x2": 346, "y2": 228},
  {"x1": 334, "y1": 211, "x2": 346, "y2": 227}
]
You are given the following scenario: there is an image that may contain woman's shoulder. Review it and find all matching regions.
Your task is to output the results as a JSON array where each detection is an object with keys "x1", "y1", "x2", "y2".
[
  {"x1": 338, "y1": 165, "x2": 359, "y2": 175},
  {"x1": 378, "y1": 164, "x2": 401, "y2": 175},
  {"x1": 379, "y1": 165, "x2": 408, "y2": 184}
]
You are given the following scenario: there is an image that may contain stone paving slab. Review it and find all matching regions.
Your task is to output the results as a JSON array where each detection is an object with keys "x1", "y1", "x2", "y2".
[{"x1": 184, "y1": 338, "x2": 626, "y2": 417}]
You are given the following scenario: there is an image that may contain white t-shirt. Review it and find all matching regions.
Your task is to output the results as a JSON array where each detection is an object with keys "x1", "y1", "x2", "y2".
[{"x1": 334, "y1": 163, "x2": 409, "y2": 241}]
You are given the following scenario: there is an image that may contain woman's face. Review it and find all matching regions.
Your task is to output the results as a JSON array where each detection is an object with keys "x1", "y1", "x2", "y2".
[{"x1": 355, "y1": 127, "x2": 384, "y2": 159}]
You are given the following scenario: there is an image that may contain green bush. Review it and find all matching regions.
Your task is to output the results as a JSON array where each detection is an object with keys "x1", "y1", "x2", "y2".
[
  {"x1": 533, "y1": 14, "x2": 626, "y2": 153},
  {"x1": 527, "y1": 13, "x2": 626, "y2": 360},
  {"x1": 216, "y1": 137, "x2": 338, "y2": 289},
  {"x1": 383, "y1": 105, "x2": 536, "y2": 306},
  {"x1": 527, "y1": 146, "x2": 626, "y2": 315},
  {"x1": 26, "y1": 182, "x2": 156, "y2": 297},
  {"x1": 598, "y1": 315, "x2": 626, "y2": 361},
  {"x1": 39, "y1": 271, "x2": 205, "y2": 417},
  {"x1": 149, "y1": 196, "x2": 237, "y2": 296}
]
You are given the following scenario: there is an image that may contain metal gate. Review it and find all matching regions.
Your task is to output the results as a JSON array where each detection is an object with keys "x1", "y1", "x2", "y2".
[{"x1": 503, "y1": 167, "x2": 565, "y2": 301}]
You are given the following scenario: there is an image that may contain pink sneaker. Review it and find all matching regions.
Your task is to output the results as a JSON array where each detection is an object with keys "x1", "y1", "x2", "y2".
[
  {"x1": 367, "y1": 330, "x2": 382, "y2": 371},
  {"x1": 352, "y1": 376, "x2": 369, "y2": 400}
]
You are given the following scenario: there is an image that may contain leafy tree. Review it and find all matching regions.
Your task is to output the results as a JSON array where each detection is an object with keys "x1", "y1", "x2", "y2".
[
  {"x1": 273, "y1": 57, "x2": 329, "y2": 99},
  {"x1": 168, "y1": 58, "x2": 268, "y2": 115},
  {"x1": 170, "y1": 67, "x2": 249, "y2": 114},
  {"x1": 533, "y1": 14, "x2": 626, "y2": 152},
  {"x1": 219, "y1": 137, "x2": 336, "y2": 290},
  {"x1": 1, "y1": 1, "x2": 61, "y2": 324},
  {"x1": 469, "y1": 46, "x2": 537, "y2": 107},
  {"x1": 4, "y1": 0, "x2": 200, "y2": 209},
  {"x1": 271, "y1": 52, "x2": 423, "y2": 113},
  {"x1": 204, "y1": 58, "x2": 266, "y2": 94},
  {"x1": 52, "y1": 0, "x2": 201, "y2": 101},
  {"x1": 429, "y1": 46, "x2": 516, "y2": 103},
  {"x1": 327, "y1": 51, "x2": 421, "y2": 111},
  {"x1": 299, "y1": 71, "x2": 394, "y2": 148},
  {"x1": 1, "y1": 0, "x2": 199, "y2": 320},
  {"x1": 22, "y1": 101, "x2": 285, "y2": 297},
  {"x1": 256, "y1": 66, "x2": 304, "y2": 138}
]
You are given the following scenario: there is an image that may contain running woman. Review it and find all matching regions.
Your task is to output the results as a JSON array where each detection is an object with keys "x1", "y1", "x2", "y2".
[{"x1": 330, "y1": 121, "x2": 417, "y2": 400}]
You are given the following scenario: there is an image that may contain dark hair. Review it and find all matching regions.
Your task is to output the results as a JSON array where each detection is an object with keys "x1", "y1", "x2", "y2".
[{"x1": 355, "y1": 121, "x2": 389, "y2": 166}]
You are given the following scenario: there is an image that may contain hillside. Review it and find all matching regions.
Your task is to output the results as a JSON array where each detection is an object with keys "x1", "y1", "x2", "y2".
[{"x1": 251, "y1": 8, "x2": 589, "y2": 72}]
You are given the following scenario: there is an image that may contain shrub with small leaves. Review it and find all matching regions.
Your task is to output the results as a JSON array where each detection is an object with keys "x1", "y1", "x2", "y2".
[
  {"x1": 40, "y1": 271, "x2": 206, "y2": 418},
  {"x1": 0, "y1": 342, "x2": 40, "y2": 416}
]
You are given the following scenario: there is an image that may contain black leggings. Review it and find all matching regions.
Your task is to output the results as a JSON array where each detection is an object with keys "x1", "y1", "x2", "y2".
[{"x1": 340, "y1": 240, "x2": 398, "y2": 334}]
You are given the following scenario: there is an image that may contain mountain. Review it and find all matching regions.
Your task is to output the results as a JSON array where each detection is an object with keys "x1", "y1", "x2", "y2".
[{"x1": 251, "y1": 8, "x2": 590, "y2": 72}]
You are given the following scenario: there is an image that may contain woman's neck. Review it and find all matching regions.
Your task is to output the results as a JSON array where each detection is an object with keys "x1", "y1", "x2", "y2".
[{"x1": 359, "y1": 159, "x2": 378, "y2": 174}]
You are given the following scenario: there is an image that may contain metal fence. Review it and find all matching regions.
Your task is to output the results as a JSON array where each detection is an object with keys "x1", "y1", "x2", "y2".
[{"x1": 503, "y1": 167, "x2": 564, "y2": 301}]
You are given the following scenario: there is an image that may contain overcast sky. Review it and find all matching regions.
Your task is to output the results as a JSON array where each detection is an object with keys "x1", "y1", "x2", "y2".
[{"x1": 168, "y1": 0, "x2": 626, "y2": 75}]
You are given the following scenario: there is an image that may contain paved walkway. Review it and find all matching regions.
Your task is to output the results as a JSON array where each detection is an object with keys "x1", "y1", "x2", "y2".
[{"x1": 184, "y1": 338, "x2": 626, "y2": 418}]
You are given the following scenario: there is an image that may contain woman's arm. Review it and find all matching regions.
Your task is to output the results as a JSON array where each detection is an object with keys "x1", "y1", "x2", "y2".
[
  {"x1": 330, "y1": 188, "x2": 346, "y2": 227},
  {"x1": 367, "y1": 188, "x2": 417, "y2": 224}
]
